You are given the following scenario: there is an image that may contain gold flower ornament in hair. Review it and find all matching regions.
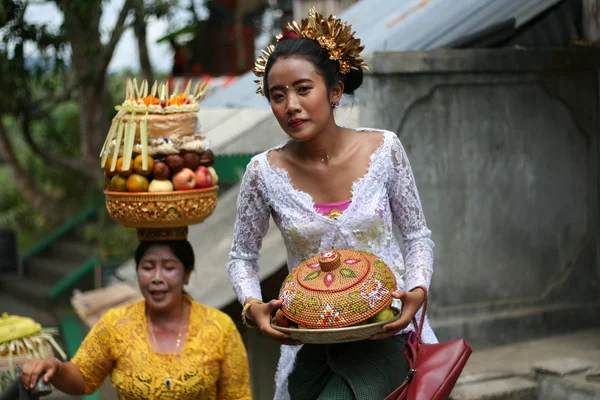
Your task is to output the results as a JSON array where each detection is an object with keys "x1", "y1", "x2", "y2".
[{"x1": 253, "y1": 7, "x2": 369, "y2": 97}]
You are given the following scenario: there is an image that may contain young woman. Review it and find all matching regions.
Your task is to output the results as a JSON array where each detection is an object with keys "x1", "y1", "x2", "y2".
[
  {"x1": 21, "y1": 240, "x2": 252, "y2": 400},
  {"x1": 227, "y1": 8, "x2": 438, "y2": 400}
]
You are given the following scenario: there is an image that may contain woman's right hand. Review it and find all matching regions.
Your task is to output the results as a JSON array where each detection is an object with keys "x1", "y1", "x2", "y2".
[
  {"x1": 249, "y1": 299, "x2": 302, "y2": 346},
  {"x1": 20, "y1": 358, "x2": 60, "y2": 389}
]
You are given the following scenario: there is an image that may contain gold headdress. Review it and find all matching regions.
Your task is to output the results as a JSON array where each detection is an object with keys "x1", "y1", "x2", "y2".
[{"x1": 253, "y1": 7, "x2": 369, "y2": 97}]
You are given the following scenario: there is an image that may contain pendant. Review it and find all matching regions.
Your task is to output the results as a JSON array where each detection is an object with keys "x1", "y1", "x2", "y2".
[{"x1": 165, "y1": 378, "x2": 172, "y2": 389}]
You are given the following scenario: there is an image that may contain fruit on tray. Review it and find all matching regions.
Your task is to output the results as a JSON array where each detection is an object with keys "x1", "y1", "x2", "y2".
[
  {"x1": 367, "y1": 306, "x2": 395, "y2": 324},
  {"x1": 172, "y1": 168, "x2": 197, "y2": 191},
  {"x1": 148, "y1": 179, "x2": 174, "y2": 192},
  {"x1": 100, "y1": 78, "x2": 219, "y2": 193},
  {"x1": 103, "y1": 152, "x2": 220, "y2": 192}
]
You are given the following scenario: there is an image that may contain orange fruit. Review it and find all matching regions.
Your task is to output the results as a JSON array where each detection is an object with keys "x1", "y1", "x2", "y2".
[
  {"x1": 133, "y1": 154, "x2": 155, "y2": 176},
  {"x1": 109, "y1": 174, "x2": 127, "y2": 192},
  {"x1": 116, "y1": 156, "x2": 133, "y2": 177},
  {"x1": 104, "y1": 156, "x2": 117, "y2": 176},
  {"x1": 126, "y1": 174, "x2": 149, "y2": 192}
]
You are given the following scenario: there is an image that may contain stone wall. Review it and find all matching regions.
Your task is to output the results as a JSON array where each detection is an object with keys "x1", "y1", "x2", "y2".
[{"x1": 362, "y1": 49, "x2": 600, "y2": 347}]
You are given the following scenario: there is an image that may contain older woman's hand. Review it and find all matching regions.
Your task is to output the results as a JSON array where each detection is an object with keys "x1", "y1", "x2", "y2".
[
  {"x1": 249, "y1": 299, "x2": 303, "y2": 346},
  {"x1": 21, "y1": 358, "x2": 60, "y2": 389},
  {"x1": 370, "y1": 287, "x2": 426, "y2": 340}
]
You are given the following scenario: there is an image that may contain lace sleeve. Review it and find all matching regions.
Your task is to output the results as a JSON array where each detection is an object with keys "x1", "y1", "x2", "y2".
[
  {"x1": 227, "y1": 159, "x2": 271, "y2": 304},
  {"x1": 388, "y1": 134, "x2": 435, "y2": 292},
  {"x1": 217, "y1": 316, "x2": 252, "y2": 400},
  {"x1": 70, "y1": 311, "x2": 115, "y2": 395}
]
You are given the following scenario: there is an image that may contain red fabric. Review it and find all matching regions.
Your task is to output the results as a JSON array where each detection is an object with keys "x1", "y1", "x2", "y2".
[
  {"x1": 384, "y1": 295, "x2": 472, "y2": 400},
  {"x1": 278, "y1": 30, "x2": 300, "y2": 42}
]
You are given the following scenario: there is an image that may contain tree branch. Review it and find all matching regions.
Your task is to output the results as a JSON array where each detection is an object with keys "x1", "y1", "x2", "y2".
[
  {"x1": 0, "y1": 116, "x2": 66, "y2": 223},
  {"x1": 100, "y1": 0, "x2": 135, "y2": 76},
  {"x1": 134, "y1": 0, "x2": 154, "y2": 83},
  {"x1": 31, "y1": 86, "x2": 76, "y2": 119},
  {"x1": 19, "y1": 108, "x2": 94, "y2": 178}
]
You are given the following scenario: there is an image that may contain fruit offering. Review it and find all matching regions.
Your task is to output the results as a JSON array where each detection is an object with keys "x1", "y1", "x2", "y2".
[
  {"x1": 275, "y1": 250, "x2": 397, "y2": 330},
  {"x1": 100, "y1": 78, "x2": 219, "y2": 193}
]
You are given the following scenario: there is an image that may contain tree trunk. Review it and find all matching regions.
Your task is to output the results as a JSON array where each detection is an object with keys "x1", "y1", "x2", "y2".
[
  {"x1": 0, "y1": 118, "x2": 66, "y2": 223},
  {"x1": 57, "y1": 0, "x2": 132, "y2": 179},
  {"x1": 78, "y1": 84, "x2": 109, "y2": 178},
  {"x1": 583, "y1": 0, "x2": 600, "y2": 42},
  {"x1": 134, "y1": 0, "x2": 154, "y2": 83}
]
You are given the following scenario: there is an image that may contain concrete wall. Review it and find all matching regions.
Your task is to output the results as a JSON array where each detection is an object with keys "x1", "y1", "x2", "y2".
[{"x1": 362, "y1": 49, "x2": 600, "y2": 347}]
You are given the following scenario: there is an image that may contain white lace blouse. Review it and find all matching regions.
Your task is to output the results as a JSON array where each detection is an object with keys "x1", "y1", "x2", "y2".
[{"x1": 227, "y1": 128, "x2": 438, "y2": 400}]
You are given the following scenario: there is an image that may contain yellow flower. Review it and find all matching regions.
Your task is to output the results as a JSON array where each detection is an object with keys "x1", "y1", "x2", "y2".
[
  {"x1": 329, "y1": 48, "x2": 343, "y2": 60},
  {"x1": 317, "y1": 35, "x2": 337, "y2": 51},
  {"x1": 303, "y1": 27, "x2": 317, "y2": 40},
  {"x1": 338, "y1": 60, "x2": 351, "y2": 74}
]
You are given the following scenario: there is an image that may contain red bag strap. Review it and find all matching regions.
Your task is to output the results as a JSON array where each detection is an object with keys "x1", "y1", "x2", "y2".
[{"x1": 410, "y1": 287, "x2": 428, "y2": 344}]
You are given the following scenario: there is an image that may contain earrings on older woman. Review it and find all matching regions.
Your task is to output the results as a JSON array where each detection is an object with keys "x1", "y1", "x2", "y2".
[{"x1": 331, "y1": 101, "x2": 339, "y2": 108}]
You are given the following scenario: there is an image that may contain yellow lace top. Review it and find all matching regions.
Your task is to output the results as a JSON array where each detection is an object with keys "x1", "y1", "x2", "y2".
[{"x1": 71, "y1": 296, "x2": 252, "y2": 400}]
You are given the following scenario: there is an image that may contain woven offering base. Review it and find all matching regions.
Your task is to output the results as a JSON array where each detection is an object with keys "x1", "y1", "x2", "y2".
[
  {"x1": 104, "y1": 186, "x2": 218, "y2": 228},
  {"x1": 0, "y1": 340, "x2": 53, "y2": 391},
  {"x1": 272, "y1": 306, "x2": 400, "y2": 344}
]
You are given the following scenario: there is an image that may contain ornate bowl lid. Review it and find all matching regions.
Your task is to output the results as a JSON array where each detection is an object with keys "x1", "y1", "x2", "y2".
[{"x1": 279, "y1": 250, "x2": 396, "y2": 329}]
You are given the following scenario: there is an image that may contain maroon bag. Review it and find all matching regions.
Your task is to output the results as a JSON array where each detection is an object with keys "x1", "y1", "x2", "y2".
[{"x1": 385, "y1": 295, "x2": 472, "y2": 400}]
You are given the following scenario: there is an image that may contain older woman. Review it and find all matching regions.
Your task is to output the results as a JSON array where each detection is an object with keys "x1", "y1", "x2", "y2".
[{"x1": 21, "y1": 240, "x2": 252, "y2": 400}]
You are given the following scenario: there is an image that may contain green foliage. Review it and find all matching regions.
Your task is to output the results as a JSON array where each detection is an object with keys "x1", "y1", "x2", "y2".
[
  {"x1": 82, "y1": 212, "x2": 138, "y2": 261},
  {"x1": 0, "y1": 166, "x2": 54, "y2": 250}
]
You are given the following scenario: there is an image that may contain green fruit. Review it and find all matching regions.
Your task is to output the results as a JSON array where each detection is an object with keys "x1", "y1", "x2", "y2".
[{"x1": 368, "y1": 307, "x2": 395, "y2": 323}]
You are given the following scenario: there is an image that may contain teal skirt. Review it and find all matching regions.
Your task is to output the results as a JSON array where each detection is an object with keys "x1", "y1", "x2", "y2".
[{"x1": 287, "y1": 335, "x2": 409, "y2": 400}]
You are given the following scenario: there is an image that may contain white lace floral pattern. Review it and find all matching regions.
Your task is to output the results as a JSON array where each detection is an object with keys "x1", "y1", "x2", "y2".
[{"x1": 227, "y1": 128, "x2": 437, "y2": 400}]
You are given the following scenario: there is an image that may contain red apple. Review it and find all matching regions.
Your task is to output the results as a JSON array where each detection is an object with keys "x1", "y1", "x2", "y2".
[
  {"x1": 277, "y1": 316, "x2": 293, "y2": 328},
  {"x1": 194, "y1": 165, "x2": 213, "y2": 188},
  {"x1": 207, "y1": 166, "x2": 218, "y2": 185},
  {"x1": 172, "y1": 168, "x2": 196, "y2": 190}
]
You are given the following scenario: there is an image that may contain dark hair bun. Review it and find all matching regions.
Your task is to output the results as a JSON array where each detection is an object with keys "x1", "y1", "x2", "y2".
[{"x1": 342, "y1": 67, "x2": 363, "y2": 95}]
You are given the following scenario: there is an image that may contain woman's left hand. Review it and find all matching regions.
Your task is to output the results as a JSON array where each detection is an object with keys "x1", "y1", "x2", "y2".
[{"x1": 370, "y1": 287, "x2": 426, "y2": 340}]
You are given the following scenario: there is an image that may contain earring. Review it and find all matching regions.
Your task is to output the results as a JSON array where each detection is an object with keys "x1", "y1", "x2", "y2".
[{"x1": 331, "y1": 101, "x2": 339, "y2": 108}]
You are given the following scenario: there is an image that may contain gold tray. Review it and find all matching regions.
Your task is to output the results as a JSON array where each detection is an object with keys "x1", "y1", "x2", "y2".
[
  {"x1": 104, "y1": 186, "x2": 218, "y2": 228},
  {"x1": 272, "y1": 306, "x2": 400, "y2": 344}
]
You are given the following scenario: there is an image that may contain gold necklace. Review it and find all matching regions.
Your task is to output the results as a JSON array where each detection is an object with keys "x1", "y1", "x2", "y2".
[{"x1": 147, "y1": 310, "x2": 184, "y2": 389}]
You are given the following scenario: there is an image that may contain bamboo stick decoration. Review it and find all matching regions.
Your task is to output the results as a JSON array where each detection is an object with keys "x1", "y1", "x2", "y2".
[
  {"x1": 142, "y1": 80, "x2": 148, "y2": 97},
  {"x1": 192, "y1": 81, "x2": 201, "y2": 98},
  {"x1": 133, "y1": 78, "x2": 140, "y2": 99},
  {"x1": 122, "y1": 114, "x2": 137, "y2": 170},
  {"x1": 141, "y1": 114, "x2": 149, "y2": 170},
  {"x1": 151, "y1": 81, "x2": 157, "y2": 98},
  {"x1": 100, "y1": 117, "x2": 118, "y2": 166},
  {"x1": 126, "y1": 79, "x2": 133, "y2": 99},
  {"x1": 110, "y1": 120, "x2": 125, "y2": 171},
  {"x1": 173, "y1": 80, "x2": 180, "y2": 96},
  {"x1": 159, "y1": 82, "x2": 166, "y2": 102},
  {"x1": 193, "y1": 81, "x2": 209, "y2": 101},
  {"x1": 184, "y1": 80, "x2": 192, "y2": 96}
]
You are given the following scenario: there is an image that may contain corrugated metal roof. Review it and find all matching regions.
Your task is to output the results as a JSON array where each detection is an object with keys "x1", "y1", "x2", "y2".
[{"x1": 202, "y1": 0, "x2": 563, "y2": 108}]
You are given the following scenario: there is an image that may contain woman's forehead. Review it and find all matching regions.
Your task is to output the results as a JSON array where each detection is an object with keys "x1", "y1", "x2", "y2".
[
  {"x1": 268, "y1": 57, "x2": 319, "y2": 83},
  {"x1": 141, "y1": 245, "x2": 177, "y2": 259}
]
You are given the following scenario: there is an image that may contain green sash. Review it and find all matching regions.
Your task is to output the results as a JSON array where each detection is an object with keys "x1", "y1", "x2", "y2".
[{"x1": 288, "y1": 335, "x2": 408, "y2": 400}]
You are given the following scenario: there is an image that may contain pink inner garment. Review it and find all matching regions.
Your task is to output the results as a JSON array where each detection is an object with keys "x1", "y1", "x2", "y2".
[{"x1": 314, "y1": 200, "x2": 352, "y2": 215}]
